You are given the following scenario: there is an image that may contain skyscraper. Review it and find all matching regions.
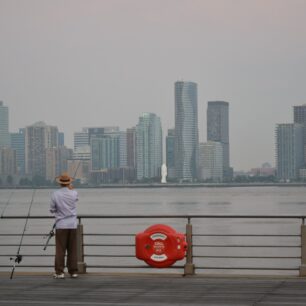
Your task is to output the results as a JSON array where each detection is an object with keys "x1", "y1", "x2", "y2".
[
  {"x1": 276, "y1": 123, "x2": 304, "y2": 181},
  {"x1": 166, "y1": 128, "x2": 175, "y2": 179},
  {"x1": 199, "y1": 141, "x2": 223, "y2": 182},
  {"x1": 0, "y1": 101, "x2": 10, "y2": 147},
  {"x1": 25, "y1": 121, "x2": 58, "y2": 177},
  {"x1": 294, "y1": 104, "x2": 306, "y2": 165},
  {"x1": 126, "y1": 127, "x2": 136, "y2": 169},
  {"x1": 10, "y1": 129, "x2": 25, "y2": 175},
  {"x1": 174, "y1": 81, "x2": 199, "y2": 181},
  {"x1": 207, "y1": 101, "x2": 231, "y2": 179},
  {"x1": 136, "y1": 113, "x2": 162, "y2": 180},
  {"x1": 91, "y1": 135, "x2": 120, "y2": 170}
]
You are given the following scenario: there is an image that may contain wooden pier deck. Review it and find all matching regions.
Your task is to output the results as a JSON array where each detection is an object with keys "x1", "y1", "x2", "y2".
[{"x1": 1, "y1": 274, "x2": 306, "y2": 305}]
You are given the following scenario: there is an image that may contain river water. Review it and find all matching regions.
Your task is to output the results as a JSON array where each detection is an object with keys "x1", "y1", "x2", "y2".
[{"x1": 0, "y1": 186, "x2": 306, "y2": 275}]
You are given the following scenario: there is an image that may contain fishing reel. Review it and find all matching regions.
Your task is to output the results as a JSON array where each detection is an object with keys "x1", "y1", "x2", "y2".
[{"x1": 10, "y1": 254, "x2": 22, "y2": 264}]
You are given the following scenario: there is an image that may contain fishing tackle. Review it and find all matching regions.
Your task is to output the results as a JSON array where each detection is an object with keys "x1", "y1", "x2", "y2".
[
  {"x1": 43, "y1": 223, "x2": 56, "y2": 251},
  {"x1": 9, "y1": 190, "x2": 36, "y2": 279}
]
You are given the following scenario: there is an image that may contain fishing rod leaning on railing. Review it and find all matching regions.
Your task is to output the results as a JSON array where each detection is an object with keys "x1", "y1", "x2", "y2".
[{"x1": 9, "y1": 190, "x2": 36, "y2": 279}]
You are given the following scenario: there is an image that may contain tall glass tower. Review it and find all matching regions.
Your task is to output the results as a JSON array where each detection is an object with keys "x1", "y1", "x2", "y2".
[
  {"x1": 276, "y1": 123, "x2": 304, "y2": 180},
  {"x1": 294, "y1": 104, "x2": 306, "y2": 166},
  {"x1": 174, "y1": 81, "x2": 199, "y2": 181},
  {"x1": 207, "y1": 101, "x2": 230, "y2": 179},
  {"x1": 0, "y1": 101, "x2": 10, "y2": 147},
  {"x1": 136, "y1": 113, "x2": 162, "y2": 180}
]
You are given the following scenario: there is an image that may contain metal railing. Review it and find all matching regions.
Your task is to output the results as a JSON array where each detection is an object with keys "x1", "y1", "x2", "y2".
[{"x1": 0, "y1": 214, "x2": 305, "y2": 276}]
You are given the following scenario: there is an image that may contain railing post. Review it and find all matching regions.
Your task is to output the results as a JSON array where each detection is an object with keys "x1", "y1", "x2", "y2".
[
  {"x1": 300, "y1": 221, "x2": 306, "y2": 276},
  {"x1": 77, "y1": 219, "x2": 87, "y2": 273},
  {"x1": 184, "y1": 218, "x2": 195, "y2": 276}
]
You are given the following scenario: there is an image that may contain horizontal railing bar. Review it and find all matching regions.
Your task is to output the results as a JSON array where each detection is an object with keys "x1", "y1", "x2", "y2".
[
  {"x1": 194, "y1": 245, "x2": 300, "y2": 248},
  {"x1": 84, "y1": 244, "x2": 134, "y2": 247},
  {"x1": 0, "y1": 244, "x2": 54, "y2": 247},
  {"x1": 0, "y1": 244, "x2": 300, "y2": 248},
  {"x1": 199, "y1": 266, "x2": 300, "y2": 270},
  {"x1": 193, "y1": 234, "x2": 300, "y2": 237},
  {"x1": 0, "y1": 234, "x2": 45, "y2": 237},
  {"x1": 193, "y1": 255, "x2": 301, "y2": 259},
  {"x1": 1, "y1": 215, "x2": 306, "y2": 219},
  {"x1": 0, "y1": 265, "x2": 53, "y2": 268},
  {"x1": 84, "y1": 234, "x2": 134, "y2": 236},
  {"x1": 1, "y1": 234, "x2": 299, "y2": 238},
  {"x1": 84, "y1": 254, "x2": 134, "y2": 257},
  {"x1": 0, "y1": 265, "x2": 298, "y2": 271},
  {"x1": 0, "y1": 255, "x2": 53, "y2": 257},
  {"x1": 86, "y1": 265, "x2": 184, "y2": 269}
]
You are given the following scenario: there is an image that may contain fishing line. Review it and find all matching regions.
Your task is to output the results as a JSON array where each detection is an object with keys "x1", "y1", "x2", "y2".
[
  {"x1": 10, "y1": 189, "x2": 36, "y2": 279},
  {"x1": 1, "y1": 191, "x2": 14, "y2": 218}
]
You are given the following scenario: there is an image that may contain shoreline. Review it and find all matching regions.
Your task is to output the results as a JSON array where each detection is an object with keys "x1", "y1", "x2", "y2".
[{"x1": 1, "y1": 182, "x2": 306, "y2": 189}]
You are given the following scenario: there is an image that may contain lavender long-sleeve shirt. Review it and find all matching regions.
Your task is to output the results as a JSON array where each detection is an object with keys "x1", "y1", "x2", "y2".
[{"x1": 50, "y1": 187, "x2": 78, "y2": 229}]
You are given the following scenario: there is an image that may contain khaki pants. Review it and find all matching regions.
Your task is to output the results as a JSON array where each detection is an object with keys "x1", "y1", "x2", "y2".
[{"x1": 55, "y1": 228, "x2": 78, "y2": 274}]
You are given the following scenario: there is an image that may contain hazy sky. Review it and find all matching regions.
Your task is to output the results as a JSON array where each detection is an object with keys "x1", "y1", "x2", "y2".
[{"x1": 1, "y1": 0, "x2": 306, "y2": 171}]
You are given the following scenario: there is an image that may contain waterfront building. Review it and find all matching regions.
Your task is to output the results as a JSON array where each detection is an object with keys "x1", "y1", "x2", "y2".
[
  {"x1": 0, "y1": 101, "x2": 10, "y2": 147},
  {"x1": 91, "y1": 135, "x2": 120, "y2": 170},
  {"x1": 58, "y1": 132, "x2": 64, "y2": 146},
  {"x1": 74, "y1": 129, "x2": 89, "y2": 150},
  {"x1": 119, "y1": 131, "x2": 128, "y2": 168},
  {"x1": 88, "y1": 126, "x2": 119, "y2": 144},
  {"x1": 25, "y1": 121, "x2": 58, "y2": 177},
  {"x1": 10, "y1": 129, "x2": 25, "y2": 175},
  {"x1": 250, "y1": 163, "x2": 276, "y2": 177},
  {"x1": 67, "y1": 159, "x2": 90, "y2": 184},
  {"x1": 45, "y1": 146, "x2": 73, "y2": 181},
  {"x1": 136, "y1": 112, "x2": 162, "y2": 180},
  {"x1": 0, "y1": 147, "x2": 17, "y2": 176},
  {"x1": 276, "y1": 123, "x2": 304, "y2": 181},
  {"x1": 126, "y1": 127, "x2": 136, "y2": 169},
  {"x1": 174, "y1": 81, "x2": 199, "y2": 182},
  {"x1": 207, "y1": 101, "x2": 231, "y2": 179},
  {"x1": 73, "y1": 145, "x2": 91, "y2": 160},
  {"x1": 199, "y1": 141, "x2": 223, "y2": 182},
  {"x1": 294, "y1": 104, "x2": 306, "y2": 165},
  {"x1": 166, "y1": 128, "x2": 176, "y2": 179}
]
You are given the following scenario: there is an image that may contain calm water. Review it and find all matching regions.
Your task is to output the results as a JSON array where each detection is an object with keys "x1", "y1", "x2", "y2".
[{"x1": 1, "y1": 186, "x2": 306, "y2": 275}]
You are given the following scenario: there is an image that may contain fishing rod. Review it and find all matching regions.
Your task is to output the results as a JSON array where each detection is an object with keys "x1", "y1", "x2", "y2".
[
  {"x1": 10, "y1": 189, "x2": 36, "y2": 279},
  {"x1": 43, "y1": 160, "x2": 81, "y2": 251},
  {"x1": 1, "y1": 191, "x2": 14, "y2": 218}
]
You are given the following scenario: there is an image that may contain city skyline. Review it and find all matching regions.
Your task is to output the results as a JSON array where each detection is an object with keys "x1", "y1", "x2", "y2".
[{"x1": 1, "y1": 0, "x2": 306, "y2": 171}]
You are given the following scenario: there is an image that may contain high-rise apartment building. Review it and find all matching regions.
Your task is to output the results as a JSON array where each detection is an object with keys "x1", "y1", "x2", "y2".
[
  {"x1": 0, "y1": 147, "x2": 17, "y2": 176},
  {"x1": 126, "y1": 127, "x2": 136, "y2": 169},
  {"x1": 174, "y1": 81, "x2": 199, "y2": 181},
  {"x1": 276, "y1": 123, "x2": 304, "y2": 181},
  {"x1": 136, "y1": 113, "x2": 162, "y2": 180},
  {"x1": 10, "y1": 129, "x2": 25, "y2": 175},
  {"x1": 25, "y1": 121, "x2": 58, "y2": 177},
  {"x1": 199, "y1": 141, "x2": 223, "y2": 182},
  {"x1": 91, "y1": 135, "x2": 120, "y2": 170},
  {"x1": 207, "y1": 101, "x2": 231, "y2": 179},
  {"x1": 0, "y1": 101, "x2": 10, "y2": 147},
  {"x1": 74, "y1": 129, "x2": 89, "y2": 151},
  {"x1": 166, "y1": 128, "x2": 175, "y2": 179},
  {"x1": 45, "y1": 146, "x2": 72, "y2": 181},
  {"x1": 294, "y1": 104, "x2": 306, "y2": 165}
]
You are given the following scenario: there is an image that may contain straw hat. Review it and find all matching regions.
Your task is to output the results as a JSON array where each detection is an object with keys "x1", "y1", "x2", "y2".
[{"x1": 56, "y1": 172, "x2": 73, "y2": 185}]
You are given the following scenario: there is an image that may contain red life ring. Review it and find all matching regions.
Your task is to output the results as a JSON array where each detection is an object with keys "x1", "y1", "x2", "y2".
[{"x1": 135, "y1": 224, "x2": 187, "y2": 268}]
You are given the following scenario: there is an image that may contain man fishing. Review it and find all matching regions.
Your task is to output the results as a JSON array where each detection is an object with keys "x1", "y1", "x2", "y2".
[{"x1": 50, "y1": 172, "x2": 78, "y2": 279}]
